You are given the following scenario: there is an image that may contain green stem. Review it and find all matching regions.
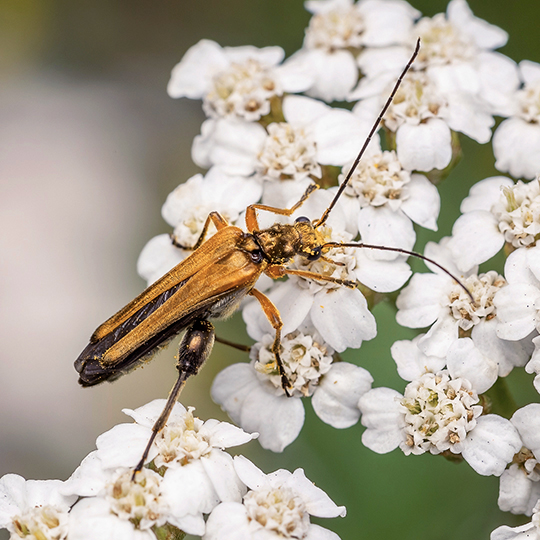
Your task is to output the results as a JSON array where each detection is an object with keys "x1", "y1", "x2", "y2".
[{"x1": 153, "y1": 523, "x2": 186, "y2": 540}]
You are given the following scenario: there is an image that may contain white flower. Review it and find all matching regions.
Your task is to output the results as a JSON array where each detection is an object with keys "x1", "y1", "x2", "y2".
[
  {"x1": 491, "y1": 500, "x2": 540, "y2": 540},
  {"x1": 68, "y1": 496, "x2": 156, "y2": 540},
  {"x1": 395, "y1": 238, "x2": 530, "y2": 372},
  {"x1": 192, "y1": 95, "x2": 381, "y2": 206},
  {"x1": 211, "y1": 320, "x2": 373, "y2": 451},
  {"x1": 0, "y1": 475, "x2": 76, "y2": 540},
  {"x1": 445, "y1": 176, "x2": 513, "y2": 271},
  {"x1": 494, "y1": 61, "x2": 540, "y2": 180},
  {"x1": 243, "y1": 188, "x2": 411, "y2": 354},
  {"x1": 351, "y1": 0, "x2": 519, "y2": 170},
  {"x1": 167, "y1": 39, "x2": 313, "y2": 121},
  {"x1": 338, "y1": 150, "x2": 440, "y2": 250},
  {"x1": 295, "y1": 0, "x2": 419, "y2": 102},
  {"x1": 354, "y1": 0, "x2": 516, "y2": 110},
  {"x1": 203, "y1": 455, "x2": 346, "y2": 540},
  {"x1": 498, "y1": 404, "x2": 540, "y2": 516},
  {"x1": 137, "y1": 167, "x2": 262, "y2": 284},
  {"x1": 444, "y1": 176, "x2": 531, "y2": 271},
  {"x1": 353, "y1": 61, "x2": 495, "y2": 172},
  {"x1": 359, "y1": 343, "x2": 522, "y2": 476},
  {"x1": 68, "y1": 467, "x2": 189, "y2": 539},
  {"x1": 494, "y1": 245, "x2": 540, "y2": 342},
  {"x1": 82, "y1": 400, "x2": 255, "y2": 533}
]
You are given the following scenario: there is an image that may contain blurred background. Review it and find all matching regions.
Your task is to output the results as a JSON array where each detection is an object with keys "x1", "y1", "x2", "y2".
[{"x1": 1, "y1": 0, "x2": 539, "y2": 538}]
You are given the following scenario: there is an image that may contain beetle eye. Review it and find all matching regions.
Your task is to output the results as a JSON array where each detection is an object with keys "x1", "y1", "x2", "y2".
[
  {"x1": 295, "y1": 216, "x2": 310, "y2": 224},
  {"x1": 250, "y1": 249, "x2": 264, "y2": 263},
  {"x1": 306, "y1": 246, "x2": 322, "y2": 262}
]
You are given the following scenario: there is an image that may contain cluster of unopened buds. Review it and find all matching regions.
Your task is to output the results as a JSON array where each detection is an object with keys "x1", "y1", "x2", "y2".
[{"x1": 3, "y1": 0, "x2": 540, "y2": 538}]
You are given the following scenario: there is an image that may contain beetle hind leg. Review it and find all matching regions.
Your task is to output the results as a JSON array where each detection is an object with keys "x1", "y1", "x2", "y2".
[{"x1": 132, "y1": 319, "x2": 215, "y2": 480}]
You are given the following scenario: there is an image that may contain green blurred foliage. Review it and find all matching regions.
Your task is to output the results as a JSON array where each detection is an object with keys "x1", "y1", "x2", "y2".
[{"x1": 1, "y1": 1, "x2": 540, "y2": 539}]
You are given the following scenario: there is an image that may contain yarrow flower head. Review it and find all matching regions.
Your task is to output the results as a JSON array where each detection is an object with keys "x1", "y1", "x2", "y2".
[
  {"x1": 352, "y1": 0, "x2": 518, "y2": 171},
  {"x1": 494, "y1": 60, "x2": 540, "y2": 179},
  {"x1": 167, "y1": 39, "x2": 313, "y2": 121},
  {"x1": 297, "y1": 0, "x2": 420, "y2": 101},
  {"x1": 257, "y1": 122, "x2": 321, "y2": 183},
  {"x1": 62, "y1": 400, "x2": 257, "y2": 536},
  {"x1": 395, "y1": 238, "x2": 531, "y2": 374},
  {"x1": 212, "y1": 320, "x2": 373, "y2": 451},
  {"x1": 137, "y1": 167, "x2": 262, "y2": 284},
  {"x1": 495, "y1": 180, "x2": 540, "y2": 248},
  {"x1": 203, "y1": 455, "x2": 346, "y2": 539},
  {"x1": 67, "y1": 466, "x2": 179, "y2": 539},
  {"x1": 191, "y1": 95, "x2": 381, "y2": 207},
  {"x1": 359, "y1": 337, "x2": 522, "y2": 476},
  {"x1": 252, "y1": 328, "x2": 334, "y2": 398},
  {"x1": 338, "y1": 150, "x2": 440, "y2": 249},
  {"x1": 444, "y1": 175, "x2": 526, "y2": 271},
  {"x1": 399, "y1": 370, "x2": 481, "y2": 455},
  {"x1": 0, "y1": 476, "x2": 76, "y2": 540}
]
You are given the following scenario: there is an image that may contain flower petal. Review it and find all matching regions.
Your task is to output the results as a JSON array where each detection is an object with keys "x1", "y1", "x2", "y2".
[
  {"x1": 358, "y1": 387, "x2": 404, "y2": 454},
  {"x1": 400, "y1": 174, "x2": 440, "y2": 230},
  {"x1": 460, "y1": 176, "x2": 514, "y2": 213},
  {"x1": 471, "y1": 319, "x2": 532, "y2": 377},
  {"x1": 447, "y1": 210, "x2": 504, "y2": 272},
  {"x1": 161, "y1": 460, "x2": 220, "y2": 516},
  {"x1": 167, "y1": 39, "x2": 228, "y2": 99},
  {"x1": 499, "y1": 463, "x2": 540, "y2": 516},
  {"x1": 494, "y1": 283, "x2": 540, "y2": 341},
  {"x1": 204, "y1": 502, "x2": 251, "y2": 540},
  {"x1": 391, "y1": 337, "x2": 446, "y2": 382},
  {"x1": 212, "y1": 363, "x2": 305, "y2": 452},
  {"x1": 286, "y1": 468, "x2": 346, "y2": 518},
  {"x1": 357, "y1": 206, "x2": 415, "y2": 257},
  {"x1": 311, "y1": 287, "x2": 377, "y2": 352},
  {"x1": 493, "y1": 118, "x2": 540, "y2": 180},
  {"x1": 511, "y1": 404, "x2": 540, "y2": 458},
  {"x1": 447, "y1": 0, "x2": 508, "y2": 50},
  {"x1": 396, "y1": 119, "x2": 452, "y2": 172},
  {"x1": 303, "y1": 49, "x2": 359, "y2": 102},
  {"x1": 312, "y1": 362, "x2": 373, "y2": 428},
  {"x1": 446, "y1": 338, "x2": 498, "y2": 394},
  {"x1": 461, "y1": 415, "x2": 522, "y2": 476}
]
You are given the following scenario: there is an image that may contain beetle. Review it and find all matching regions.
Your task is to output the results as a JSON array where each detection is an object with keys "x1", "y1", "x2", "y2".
[{"x1": 75, "y1": 39, "x2": 469, "y2": 475}]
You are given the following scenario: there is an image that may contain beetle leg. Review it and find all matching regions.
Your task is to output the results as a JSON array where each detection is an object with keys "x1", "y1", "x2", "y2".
[
  {"x1": 249, "y1": 288, "x2": 292, "y2": 396},
  {"x1": 266, "y1": 265, "x2": 356, "y2": 289},
  {"x1": 132, "y1": 319, "x2": 215, "y2": 480},
  {"x1": 215, "y1": 335, "x2": 251, "y2": 352},
  {"x1": 245, "y1": 183, "x2": 319, "y2": 232},
  {"x1": 171, "y1": 211, "x2": 229, "y2": 250}
]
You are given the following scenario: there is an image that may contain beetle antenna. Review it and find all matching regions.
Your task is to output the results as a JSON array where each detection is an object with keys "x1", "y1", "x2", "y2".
[
  {"x1": 323, "y1": 241, "x2": 474, "y2": 302},
  {"x1": 314, "y1": 37, "x2": 421, "y2": 229}
]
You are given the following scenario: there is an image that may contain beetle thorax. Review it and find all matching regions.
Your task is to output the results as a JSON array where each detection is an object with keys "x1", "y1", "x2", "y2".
[{"x1": 254, "y1": 221, "x2": 325, "y2": 264}]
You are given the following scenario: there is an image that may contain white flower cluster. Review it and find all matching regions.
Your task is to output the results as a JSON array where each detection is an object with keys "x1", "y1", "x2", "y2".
[
  {"x1": 0, "y1": 401, "x2": 345, "y2": 539},
  {"x1": 137, "y1": 1, "x2": 540, "y2": 536},
  {"x1": 4, "y1": 0, "x2": 540, "y2": 538}
]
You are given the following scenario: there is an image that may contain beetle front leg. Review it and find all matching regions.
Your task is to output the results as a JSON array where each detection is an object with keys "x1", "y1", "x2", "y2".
[
  {"x1": 245, "y1": 183, "x2": 319, "y2": 233},
  {"x1": 132, "y1": 319, "x2": 215, "y2": 480},
  {"x1": 171, "y1": 211, "x2": 230, "y2": 250},
  {"x1": 265, "y1": 265, "x2": 357, "y2": 288},
  {"x1": 249, "y1": 288, "x2": 292, "y2": 397}
]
